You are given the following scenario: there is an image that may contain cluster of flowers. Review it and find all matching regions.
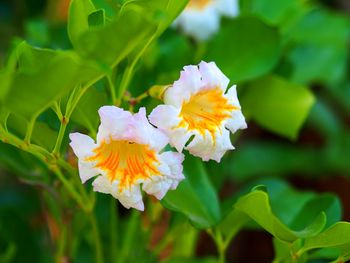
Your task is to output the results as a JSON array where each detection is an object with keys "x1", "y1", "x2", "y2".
[{"x1": 70, "y1": 62, "x2": 246, "y2": 211}]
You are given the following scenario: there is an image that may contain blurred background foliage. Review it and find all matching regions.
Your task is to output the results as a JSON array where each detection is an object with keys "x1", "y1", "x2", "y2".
[{"x1": 0, "y1": 0, "x2": 350, "y2": 262}]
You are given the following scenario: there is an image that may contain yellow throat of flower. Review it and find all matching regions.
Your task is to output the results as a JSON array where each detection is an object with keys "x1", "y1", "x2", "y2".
[
  {"x1": 187, "y1": 0, "x2": 213, "y2": 10},
  {"x1": 87, "y1": 140, "x2": 159, "y2": 191},
  {"x1": 179, "y1": 88, "x2": 237, "y2": 137}
]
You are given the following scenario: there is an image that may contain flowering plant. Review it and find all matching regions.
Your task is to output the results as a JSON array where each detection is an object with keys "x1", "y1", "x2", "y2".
[{"x1": 0, "y1": 0, "x2": 350, "y2": 262}]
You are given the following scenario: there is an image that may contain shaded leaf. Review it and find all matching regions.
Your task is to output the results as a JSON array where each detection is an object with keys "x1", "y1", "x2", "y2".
[
  {"x1": 162, "y1": 155, "x2": 221, "y2": 229},
  {"x1": 206, "y1": 17, "x2": 281, "y2": 83}
]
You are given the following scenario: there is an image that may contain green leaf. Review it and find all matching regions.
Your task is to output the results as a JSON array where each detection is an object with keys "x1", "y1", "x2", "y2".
[
  {"x1": 162, "y1": 154, "x2": 221, "y2": 229},
  {"x1": 88, "y1": 9, "x2": 105, "y2": 27},
  {"x1": 0, "y1": 242, "x2": 16, "y2": 263},
  {"x1": 234, "y1": 190, "x2": 326, "y2": 242},
  {"x1": 0, "y1": 142, "x2": 48, "y2": 182},
  {"x1": 68, "y1": 0, "x2": 96, "y2": 48},
  {"x1": 0, "y1": 41, "x2": 27, "y2": 101},
  {"x1": 71, "y1": 85, "x2": 108, "y2": 132},
  {"x1": 74, "y1": 2, "x2": 157, "y2": 66},
  {"x1": 242, "y1": 75, "x2": 315, "y2": 139},
  {"x1": 285, "y1": 8, "x2": 350, "y2": 85},
  {"x1": 228, "y1": 142, "x2": 319, "y2": 181},
  {"x1": 25, "y1": 20, "x2": 50, "y2": 47},
  {"x1": 128, "y1": 0, "x2": 189, "y2": 60},
  {"x1": 302, "y1": 222, "x2": 350, "y2": 253},
  {"x1": 273, "y1": 238, "x2": 293, "y2": 262},
  {"x1": 217, "y1": 209, "x2": 248, "y2": 241},
  {"x1": 6, "y1": 113, "x2": 58, "y2": 150},
  {"x1": 287, "y1": 44, "x2": 347, "y2": 85},
  {"x1": 241, "y1": 0, "x2": 304, "y2": 26},
  {"x1": 286, "y1": 8, "x2": 350, "y2": 47},
  {"x1": 290, "y1": 194, "x2": 341, "y2": 230},
  {"x1": 206, "y1": 16, "x2": 281, "y2": 83},
  {"x1": 4, "y1": 48, "x2": 81, "y2": 119}
]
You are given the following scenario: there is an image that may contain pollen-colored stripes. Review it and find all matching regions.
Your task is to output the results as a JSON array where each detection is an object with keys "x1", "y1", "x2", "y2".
[
  {"x1": 178, "y1": 88, "x2": 237, "y2": 137},
  {"x1": 86, "y1": 140, "x2": 159, "y2": 191}
]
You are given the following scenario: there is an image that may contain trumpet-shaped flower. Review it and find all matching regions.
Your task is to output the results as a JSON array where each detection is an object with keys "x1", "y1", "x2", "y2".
[
  {"x1": 149, "y1": 61, "x2": 247, "y2": 162},
  {"x1": 173, "y1": 0, "x2": 239, "y2": 41},
  {"x1": 70, "y1": 106, "x2": 185, "y2": 211}
]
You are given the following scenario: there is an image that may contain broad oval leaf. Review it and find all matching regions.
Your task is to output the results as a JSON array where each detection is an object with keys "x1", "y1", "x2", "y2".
[
  {"x1": 234, "y1": 190, "x2": 326, "y2": 242},
  {"x1": 206, "y1": 16, "x2": 282, "y2": 83},
  {"x1": 242, "y1": 75, "x2": 315, "y2": 139},
  {"x1": 68, "y1": 0, "x2": 96, "y2": 48},
  {"x1": 302, "y1": 222, "x2": 350, "y2": 253},
  {"x1": 162, "y1": 155, "x2": 221, "y2": 229}
]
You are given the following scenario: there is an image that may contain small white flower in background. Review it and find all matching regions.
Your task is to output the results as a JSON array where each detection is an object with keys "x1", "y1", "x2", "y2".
[
  {"x1": 70, "y1": 106, "x2": 184, "y2": 211},
  {"x1": 173, "y1": 0, "x2": 239, "y2": 41},
  {"x1": 149, "y1": 61, "x2": 247, "y2": 162}
]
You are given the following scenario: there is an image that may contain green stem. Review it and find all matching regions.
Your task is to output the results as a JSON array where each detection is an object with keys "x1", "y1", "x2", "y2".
[
  {"x1": 24, "y1": 112, "x2": 40, "y2": 144},
  {"x1": 52, "y1": 117, "x2": 68, "y2": 156},
  {"x1": 110, "y1": 199, "x2": 118, "y2": 263},
  {"x1": 107, "y1": 74, "x2": 117, "y2": 105},
  {"x1": 52, "y1": 101, "x2": 63, "y2": 120},
  {"x1": 52, "y1": 85, "x2": 89, "y2": 156},
  {"x1": 0, "y1": 127, "x2": 49, "y2": 161},
  {"x1": 55, "y1": 223, "x2": 67, "y2": 262},
  {"x1": 208, "y1": 229, "x2": 227, "y2": 263},
  {"x1": 66, "y1": 86, "x2": 89, "y2": 117},
  {"x1": 89, "y1": 212, "x2": 104, "y2": 263},
  {"x1": 118, "y1": 63, "x2": 135, "y2": 101},
  {"x1": 118, "y1": 26, "x2": 160, "y2": 101},
  {"x1": 119, "y1": 210, "x2": 139, "y2": 263},
  {"x1": 0, "y1": 110, "x2": 10, "y2": 132},
  {"x1": 56, "y1": 158, "x2": 94, "y2": 211},
  {"x1": 52, "y1": 167, "x2": 89, "y2": 211}
]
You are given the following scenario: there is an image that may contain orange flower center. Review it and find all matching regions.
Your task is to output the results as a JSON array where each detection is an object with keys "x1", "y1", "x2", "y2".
[
  {"x1": 187, "y1": 0, "x2": 213, "y2": 10},
  {"x1": 178, "y1": 88, "x2": 237, "y2": 137},
  {"x1": 87, "y1": 140, "x2": 159, "y2": 191}
]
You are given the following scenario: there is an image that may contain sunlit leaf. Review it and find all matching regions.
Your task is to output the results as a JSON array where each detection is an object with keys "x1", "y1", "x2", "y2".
[
  {"x1": 302, "y1": 222, "x2": 350, "y2": 253},
  {"x1": 234, "y1": 189, "x2": 326, "y2": 242},
  {"x1": 242, "y1": 75, "x2": 315, "y2": 139}
]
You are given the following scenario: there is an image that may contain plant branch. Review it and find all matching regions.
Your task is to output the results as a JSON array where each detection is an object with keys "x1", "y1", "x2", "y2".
[{"x1": 89, "y1": 212, "x2": 104, "y2": 263}]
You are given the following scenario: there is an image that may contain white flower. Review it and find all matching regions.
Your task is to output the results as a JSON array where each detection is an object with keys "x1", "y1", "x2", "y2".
[
  {"x1": 69, "y1": 106, "x2": 185, "y2": 211},
  {"x1": 173, "y1": 0, "x2": 239, "y2": 41},
  {"x1": 149, "y1": 61, "x2": 247, "y2": 162}
]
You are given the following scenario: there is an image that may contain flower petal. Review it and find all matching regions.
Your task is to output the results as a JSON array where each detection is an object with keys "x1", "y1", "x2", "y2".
[
  {"x1": 143, "y1": 152, "x2": 184, "y2": 200},
  {"x1": 199, "y1": 61, "x2": 229, "y2": 91},
  {"x1": 174, "y1": 8, "x2": 220, "y2": 41},
  {"x1": 92, "y1": 175, "x2": 113, "y2": 194},
  {"x1": 149, "y1": 104, "x2": 181, "y2": 129},
  {"x1": 131, "y1": 107, "x2": 169, "y2": 151},
  {"x1": 225, "y1": 110, "x2": 247, "y2": 133},
  {"x1": 159, "y1": 151, "x2": 185, "y2": 180},
  {"x1": 69, "y1": 133, "x2": 99, "y2": 183},
  {"x1": 186, "y1": 128, "x2": 234, "y2": 162},
  {"x1": 149, "y1": 105, "x2": 192, "y2": 152},
  {"x1": 170, "y1": 128, "x2": 194, "y2": 152},
  {"x1": 78, "y1": 161, "x2": 99, "y2": 183},
  {"x1": 164, "y1": 65, "x2": 203, "y2": 107},
  {"x1": 113, "y1": 185, "x2": 144, "y2": 211},
  {"x1": 143, "y1": 176, "x2": 173, "y2": 200},
  {"x1": 69, "y1": 133, "x2": 96, "y2": 159},
  {"x1": 97, "y1": 106, "x2": 132, "y2": 142},
  {"x1": 216, "y1": 0, "x2": 239, "y2": 17},
  {"x1": 225, "y1": 85, "x2": 241, "y2": 107}
]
